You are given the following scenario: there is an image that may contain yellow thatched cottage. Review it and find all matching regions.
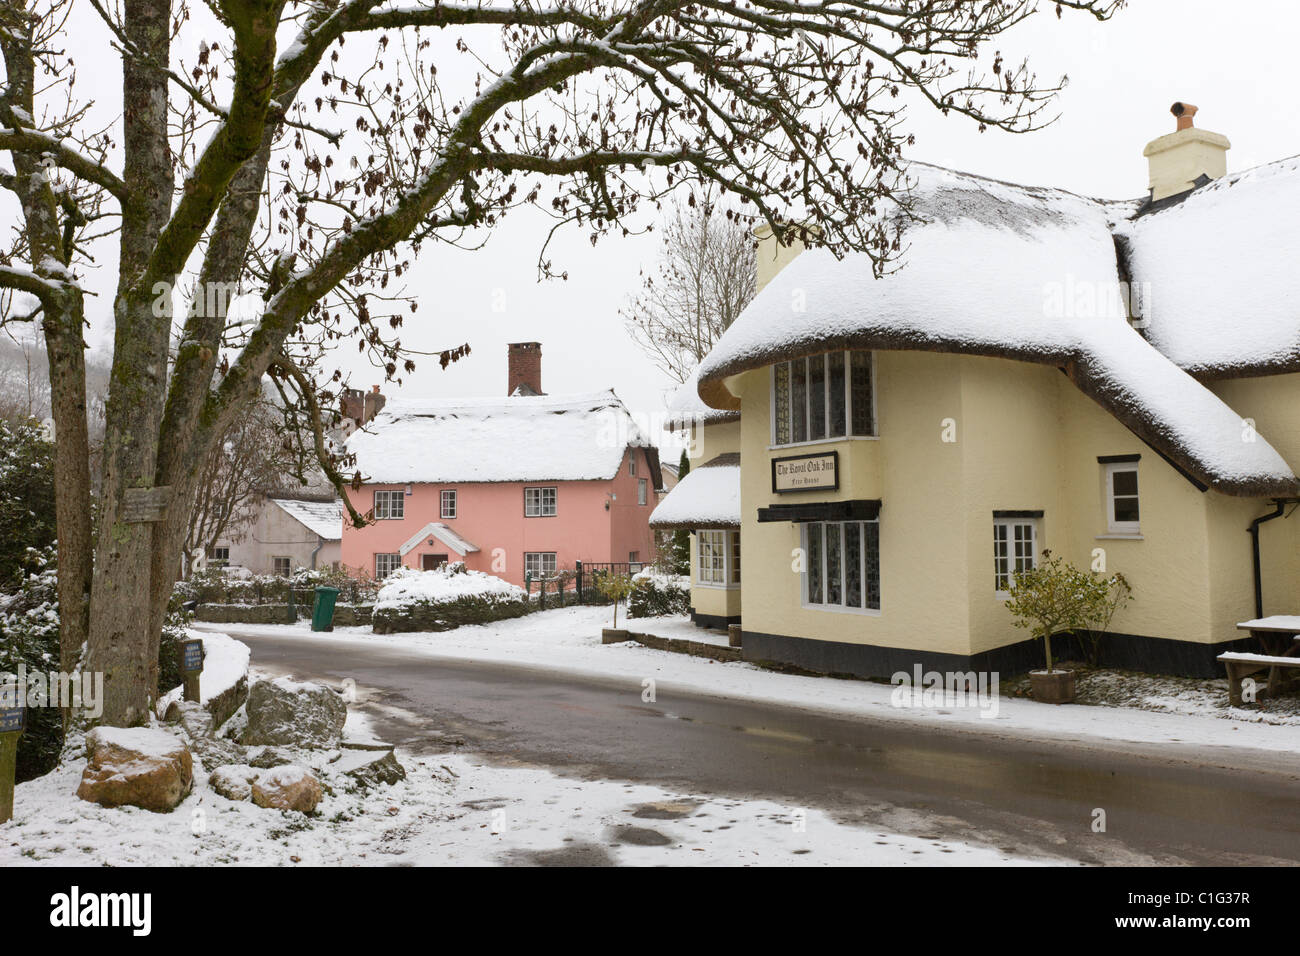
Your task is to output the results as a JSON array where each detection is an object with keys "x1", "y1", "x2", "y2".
[
  {"x1": 690, "y1": 106, "x2": 1300, "y2": 679},
  {"x1": 649, "y1": 369, "x2": 743, "y2": 628}
]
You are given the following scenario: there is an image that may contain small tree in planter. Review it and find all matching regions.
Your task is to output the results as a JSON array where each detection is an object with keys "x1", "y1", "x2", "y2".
[
  {"x1": 1005, "y1": 550, "x2": 1112, "y2": 704},
  {"x1": 597, "y1": 572, "x2": 635, "y2": 640}
]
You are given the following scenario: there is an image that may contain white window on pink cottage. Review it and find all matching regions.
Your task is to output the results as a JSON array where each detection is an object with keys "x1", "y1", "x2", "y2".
[
  {"x1": 375, "y1": 553, "x2": 402, "y2": 578},
  {"x1": 374, "y1": 489, "x2": 404, "y2": 520},
  {"x1": 441, "y1": 489, "x2": 458, "y2": 519}
]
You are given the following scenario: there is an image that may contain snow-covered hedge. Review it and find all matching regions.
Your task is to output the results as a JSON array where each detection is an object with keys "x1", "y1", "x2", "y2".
[
  {"x1": 628, "y1": 567, "x2": 691, "y2": 619},
  {"x1": 371, "y1": 564, "x2": 533, "y2": 634}
]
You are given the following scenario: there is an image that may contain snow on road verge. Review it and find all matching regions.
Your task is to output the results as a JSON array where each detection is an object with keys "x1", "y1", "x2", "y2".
[{"x1": 0, "y1": 740, "x2": 1044, "y2": 867}]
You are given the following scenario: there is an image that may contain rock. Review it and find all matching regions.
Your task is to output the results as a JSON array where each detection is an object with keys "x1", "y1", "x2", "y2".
[
  {"x1": 209, "y1": 764, "x2": 259, "y2": 802},
  {"x1": 165, "y1": 700, "x2": 215, "y2": 740},
  {"x1": 189, "y1": 736, "x2": 248, "y2": 772},
  {"x1": 336, "y1": 749, "x2": 406, "y2": 790},
  {"x1": 241, "y1": 678, "x2": 347, "y2": 749},
  {"x1": 251, "y1": 765, "x2": 322, "y2": 812},
  {"x1": 248, "y1": 746, "x2": 295, "y2": 769},
  {"x1": 76, "y1": 727, "x2": 193, "y2": 813}
]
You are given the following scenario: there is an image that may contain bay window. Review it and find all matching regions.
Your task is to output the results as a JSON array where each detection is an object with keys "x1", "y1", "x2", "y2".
[
  {"x1": 773, "y1": 350, "x2": 875, "y2": 446},
  {"x1": 802, "y1": 519, "x2": 879, "y2": 611}
]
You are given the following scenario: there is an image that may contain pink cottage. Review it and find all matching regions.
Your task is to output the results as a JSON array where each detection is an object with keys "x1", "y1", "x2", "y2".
[{"x1": 341, "y1": 343, "x2": 661, "y2": 586}]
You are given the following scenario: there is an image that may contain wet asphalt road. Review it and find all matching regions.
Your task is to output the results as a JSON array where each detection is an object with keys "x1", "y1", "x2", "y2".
[{"x1": 201, "y1": 623, "x2": 1300, "y2": 865}]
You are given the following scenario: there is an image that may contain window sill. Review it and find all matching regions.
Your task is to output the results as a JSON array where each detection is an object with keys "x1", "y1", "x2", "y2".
[
  {"x1": 801, "y1": 602, "x2": 881, "y2": 616},
  {"x1": 1096, "y1": 533, "x2": 1144, "y2": 540},
  {"x1": 695, "y1": 582, "x2": 740, "y2": 590},
  {"x1": 768, "y1": 435, "x2": 878, "y2": 451}
]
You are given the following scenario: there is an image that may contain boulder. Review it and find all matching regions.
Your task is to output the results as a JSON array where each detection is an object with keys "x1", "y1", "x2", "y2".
[
  {"x1": 248, "y1": 746, "x2": 295, "y2": 769},
  {"x1": 336, "y1": 749, "x2": 406, "y2": 790},
  {"x1": 165, "y1": 700, "x2": 215, "y2": 739},
  {"x1": 190, "y1": 735, "x2": 248, "y2": 772},
  {"x1": 250, "y1": 765, "x2": 322, "y2": 812},
  {"x1": 76, "y1": 727, "x2": 193, "y2": 813},
  {"x1": 241, "y1": 678, "x2": 347, "y2": 749},
  {"x1": 209, "y1": 764, "x2": 259, "y2": 802}
]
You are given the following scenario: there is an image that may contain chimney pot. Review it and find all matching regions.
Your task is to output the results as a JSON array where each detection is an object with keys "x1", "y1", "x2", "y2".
[{"x1": 1170, "y1": 101, "x2": 1198, "y2": 131}]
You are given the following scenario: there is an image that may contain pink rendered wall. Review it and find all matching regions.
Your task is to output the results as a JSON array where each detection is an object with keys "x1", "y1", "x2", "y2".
[{"x1": 340, "y1": 454, "x2": 657, "y2": 586}]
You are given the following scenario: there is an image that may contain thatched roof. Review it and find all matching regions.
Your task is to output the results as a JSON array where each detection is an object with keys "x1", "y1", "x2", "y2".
[
  {"x1": 648, "y1": 453, "x2": 741, "y2": 530},
  {"x1": 697, "y1": 164, "x2": 1299, "y2": 498},
  {"x1": 663, "y1": 366, "x2": 741, "y2": 432}
]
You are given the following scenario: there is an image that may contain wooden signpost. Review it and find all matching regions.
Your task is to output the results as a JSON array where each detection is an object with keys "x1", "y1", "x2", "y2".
[
  {"x1": 180, "y1": 639, "x2": 205, "y2": 703},
  {"x1": 0, "y1": 688, "x2": 25, "y2": 825}
]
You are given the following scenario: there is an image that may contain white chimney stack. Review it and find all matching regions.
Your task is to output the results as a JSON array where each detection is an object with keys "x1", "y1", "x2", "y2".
[{"x1": 1142, "y1": 102, "x2": 1230, "y2": 202}]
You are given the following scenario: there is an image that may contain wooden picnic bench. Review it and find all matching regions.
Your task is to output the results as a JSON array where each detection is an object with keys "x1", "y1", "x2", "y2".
[
  {"x1": 1218, "y1": 651, "x2": 1300, "y2": 706},
  {"x1": 1221, "y1": 617, "x2": 1300, "y2": 705}
]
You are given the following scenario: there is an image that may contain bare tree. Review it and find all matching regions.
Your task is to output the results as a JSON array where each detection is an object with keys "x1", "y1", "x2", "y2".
[
  {"x1": 182, "y1": 398, "x2": 309, "y2": 578},
  {"x1": 0, "y1": 0, "x2": 1122, "y2": 725},
  {"x1": 624, "y1": 196, "x2": 755, "y2": 383}
]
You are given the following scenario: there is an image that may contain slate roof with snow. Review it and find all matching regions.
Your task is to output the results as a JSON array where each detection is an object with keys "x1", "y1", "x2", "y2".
[
  {"x1": 696, "y1": 162, "x2": 1300, "y2": 497},
  {"x1": 649, "y1": 453, "x2": 741, "y2": 530},
  {"x1": 347, "y1": 390, "x2": 661, "y2": 485},
  {"x1": 269, "y1": 497, "x2": 343, "y2": 540}
]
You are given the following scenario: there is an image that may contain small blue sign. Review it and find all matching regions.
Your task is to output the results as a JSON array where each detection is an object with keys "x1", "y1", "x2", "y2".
[
  {"x1": 181, "y1": 639, "x2": 205, "y2": 673},
  {"x1": 0, "y1": 696, "x2": 24, "y2": 734}
]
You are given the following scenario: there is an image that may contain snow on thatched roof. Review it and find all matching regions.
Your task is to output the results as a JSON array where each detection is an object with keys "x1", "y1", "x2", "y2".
[
  {"x1": 346, "y1": 390, "x2": 659, "y2": 485},
  {"x1": 649, "y1": 453, "x2": 741, "y2": 530},
  {"x1": 697, "y1": 164, "x2": 1298, "y2": 497},
  {"x1": 269, "y1": 497, "x2": 343, "y2": 541},
  {"x1": 1118, "y1": 154, "x2": 1300, "y2": 378},
  {"x1": 664, "y1": 366, "x2": 741, "y2": 432}
]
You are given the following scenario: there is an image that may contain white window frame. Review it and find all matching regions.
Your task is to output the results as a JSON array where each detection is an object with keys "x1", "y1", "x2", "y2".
[
  {"x1": 1104, "y1": 462, "x2": 1141, "y2": 535},
  {"x1": 207, "y1": 546, "x2": 230, "y2": 568},
  {"x1": 524, "y1": 552, "x2": 557, "y2": 578},
  {"x1": 800, "y1": 519, "x2": 880, "y2": 613},
  {"x1": 629, "y1": 456, "x2": 638, "y2": 477},
  {"x1": 272, "y1": 556, "x2": 292, "y2": 578},
  {"x1": 375, "y1": 553, "x2": 402, "y2": 578},
  {"x1": 374, "y1": 489, "x2": 405, "y2": 520},
  {"x1": 637, "y1": 478, "x2": 648, "y2": 505},
  {"x1": 771, "y1": 350, "x2": 877, "y2": 448},
  {"x1": 993, "y1": 518, "x2": 1038, "y2": 598},
  {"x1": 697, "y1": 529, "x2": 740, "y2": 589},
  {"x1": 524, "y1": 486, "x2": 557, "y2": 517},
  {"x1": 440, "y1": 489, "x2": 458, "y2": 519}
]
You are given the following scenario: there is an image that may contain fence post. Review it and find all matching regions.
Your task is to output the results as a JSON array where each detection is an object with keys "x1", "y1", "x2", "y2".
[{"x1": 576, "y1": 561, "x2": 583, "y2": 604}]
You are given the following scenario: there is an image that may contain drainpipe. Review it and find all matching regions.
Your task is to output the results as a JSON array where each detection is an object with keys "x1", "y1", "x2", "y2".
[
  {"x1": 1249, "y1": 500, "x2": 1288, "y2": 619},
  {"x1": 310, "y1": 535, "x2": 323, "y2": 571}
]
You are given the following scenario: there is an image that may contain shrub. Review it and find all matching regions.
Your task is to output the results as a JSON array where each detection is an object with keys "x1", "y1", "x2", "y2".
[
  {"x1": 371, "y1": 565, "x2": 532, "y2": 634},
  {"x1": 0, "y1": 547, "x2": 62, "y2": 781},
  {"x1": 1005, "y1": 550, "x2": 1132, "y2": 673},
  {"x1": 629, "y1": 568, "x2": 691, "y2": 618},
  {"x1": 595, "y1": 572, "x2": 634, "y2": 628},
  {"x1": 0, "y1": 419, "x2": 56, "y2": 589}
]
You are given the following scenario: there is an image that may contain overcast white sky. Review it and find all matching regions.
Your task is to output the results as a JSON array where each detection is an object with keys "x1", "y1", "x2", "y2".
[{"x1": 26, "y1": 0, "x2": 1300, "y2": 449}]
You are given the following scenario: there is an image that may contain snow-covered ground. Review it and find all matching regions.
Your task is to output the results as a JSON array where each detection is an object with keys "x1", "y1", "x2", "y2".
[
  {"x1": 1, "y1": 714, "x2": 1046, "y2": 867},
  {"x1": 205, "y1": 606, "x2": 1300, "y2": 755}
]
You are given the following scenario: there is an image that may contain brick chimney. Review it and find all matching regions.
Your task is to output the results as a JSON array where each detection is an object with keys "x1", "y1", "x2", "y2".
[
  {"x1": 342, "y1": 385, "x2": 386, "y2": 426},
  {"x1": 507, "y1": 342, "x2": 543, "y2": 396},
  {"x1": 1142, "y1": 102, "x2": 1230, "y2": 202}
]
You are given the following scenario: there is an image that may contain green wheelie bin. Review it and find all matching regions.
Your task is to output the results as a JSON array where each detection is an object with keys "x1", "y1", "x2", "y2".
[{"x1": 311, "y1": 586, "x2": 340, "y2": 632}]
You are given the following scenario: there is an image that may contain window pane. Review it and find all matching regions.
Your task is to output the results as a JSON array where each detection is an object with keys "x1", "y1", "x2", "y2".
[
  {"x1": 1113, "y1": 496, "x2": 1140, "y2": 523},
  {"x1": 1014, "y1": 523, "x2": 1035, "y2": 572},
  {"x1": 806, "y1": 524, "x2": 823, "y2": 603},
  {"x1": 850, "y1": 351, "x2": 875, "y2": 436},
  {"x1": 994, "y1": 523, "x2": 1009, "y2": 590},
  {"x1": 808, "y1": 354, "x2": 826, "y2": 441},
  {"x1": 730, "y1": 532, "x2": 741, "y2": 585},
  {"x1": 864, "y1": 520, "x2": 880, "y2": 609},
  {"x1": 845, "y1": 522, "x2": 862, "y2": 608},
  {"x1": 828, "y1": 352, "x2": 846, "y2": 437},
  {"x1": 791, "y1": 358, "x2": 808, "y2": 444},
  {"x1": 826, "y1": 522, "x2": 842, "y2": 605},
  {"x1": 1112, "y1": 469, "x2": 1138, "y2": 496},
  {"x1": 774, "y1": 362, "x2": 791, "y2": 445}
]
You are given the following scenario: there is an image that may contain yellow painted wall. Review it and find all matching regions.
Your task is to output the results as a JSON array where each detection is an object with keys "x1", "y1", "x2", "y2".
[
  {"x1": 731, "y1": 349, "x2": 1289, "y2": 658},
  {"x1": 680, "y1": 416, "x2": 743, "y2": 620}
]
